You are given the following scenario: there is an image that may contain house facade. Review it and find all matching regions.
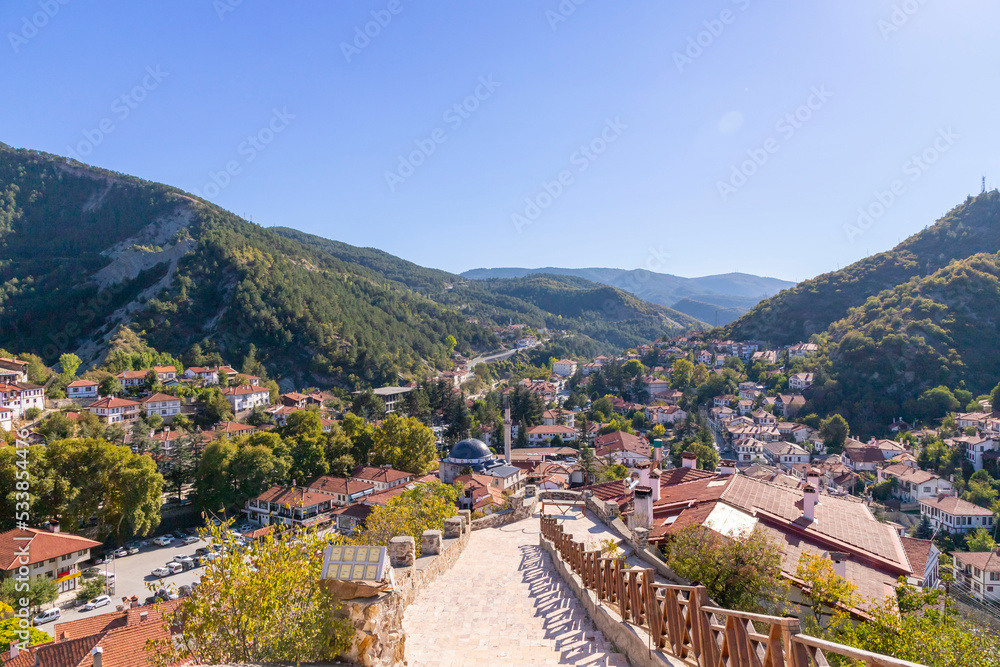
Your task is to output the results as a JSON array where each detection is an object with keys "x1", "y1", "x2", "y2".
[
  {"x1": 0, "y1": 527, "x2": 102, "y2": 595},
  {"x1": 0, "y1": 382, "x2": 45, "y2": 419},
  {"x1": 88, "y1": 397, "x2": 140, "y2": 424},
  {"x1": 141, "y1": 393, "x2": 182, "y2": 421},
  {"x1": 66, "y1": 379, "x2": 98, "y2": 400},
  {"x1": 919, "y1": 495, "x2": 995, "y2": 534},
  {"x1": 222, "y1": 385, "x2": 271, "y2": 412}
]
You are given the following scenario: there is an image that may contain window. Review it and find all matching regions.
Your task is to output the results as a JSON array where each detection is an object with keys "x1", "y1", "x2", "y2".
[{"x1": 991, "y1": 572, "x2": 1000, "y2": 582}]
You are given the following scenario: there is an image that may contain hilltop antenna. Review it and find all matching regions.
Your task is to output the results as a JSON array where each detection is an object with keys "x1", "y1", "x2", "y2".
[{"x1": 983, "y1": 176, "x2": 986, "y2": 194}]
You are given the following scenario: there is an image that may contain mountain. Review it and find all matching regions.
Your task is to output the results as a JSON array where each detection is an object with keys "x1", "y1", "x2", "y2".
[
  {"x1": 460, "y1": 267, "x2": 793, "y2": 325},
  {"x1": 0, "y1": 143, "x2": 700, "y2": 387},
  {"x1": 721, "y1": 191, "x2": 1000, "y2": 345},
  {"x1": 718, "y1": 190, "x2": 1000, "y2": 434}
]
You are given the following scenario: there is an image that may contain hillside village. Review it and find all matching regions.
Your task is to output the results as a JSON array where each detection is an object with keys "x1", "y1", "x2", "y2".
[{"x1": 3, "y1": 314, "x2": 1000, "y2": 665}]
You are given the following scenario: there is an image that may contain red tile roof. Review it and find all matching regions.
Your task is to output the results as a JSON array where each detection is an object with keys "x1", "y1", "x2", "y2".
[
  {"x1": 0, "y1": 529, "x2": 102, "y2": 570},
  {"x1": 918, "y1": 495, "x2": 993, "y2": 516},
  {"x1": 351, "y1": 466, "x2": 413, "y2": 485},
  {"x1": 308, "y1": 475, "x2": 375, "y2": 497}
]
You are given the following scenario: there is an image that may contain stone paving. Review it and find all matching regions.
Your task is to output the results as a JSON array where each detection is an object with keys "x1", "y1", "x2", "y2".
[{"x1": 403, "y1": 513, "x2": 632, "y2": 666}]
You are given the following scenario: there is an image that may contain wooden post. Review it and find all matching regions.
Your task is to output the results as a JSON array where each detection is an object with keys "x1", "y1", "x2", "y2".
[{"x1": 688, "y1": 586, "x2": 718, "y2": 667}]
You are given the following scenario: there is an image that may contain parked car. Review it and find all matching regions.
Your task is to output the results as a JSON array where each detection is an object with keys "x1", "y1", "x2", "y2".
[
  {"x1": 127, "y1": 546, "x2": 140, "y2": 555},
  {"x1": 166, "y1": 562, "x2": 184, "y2": 575},
  {"x1": 83, "y1": 595, "x2": 111, "y2": 611},
  {"x1": 151, "y1": 567, "x2": 171, "y2": 577},
  {"x1": 152, "y1": 536, "x2": 173, "y2": 547},
  {"x1": 143, "y1": 595, "x2": 159, "y2": 606},
  {"x1": 81, "y1": 567, "x2": 101, "y2": 578},
  {"x1": 32, "y1": 609, "x2": 60, "y2": 625},
  {"x1": 177, "y1": 584, "x2": 192, "y2": 596},
  {"x1": 183, "y1": 536, "x2": 199, "y2": 545},
  {"x1": 175, "y1": 556, "x2": 195, "y2": 570},
  {"x1": 194, "y1": 547, "x2": 210, "y2": 556},
  {"x1": 112, "y1": 547, "x2": 128, "y2": 558}
]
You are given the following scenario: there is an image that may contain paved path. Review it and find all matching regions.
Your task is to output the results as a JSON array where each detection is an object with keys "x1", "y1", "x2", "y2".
[{"x1": 403, "y1": 514, "x2": 631, "y2": 666}]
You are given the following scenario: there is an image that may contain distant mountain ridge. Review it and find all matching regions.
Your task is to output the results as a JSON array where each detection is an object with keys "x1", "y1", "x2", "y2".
[
  {"x1": 461, "y1": 267, "x2": 794, "y2": 324},
  {"x1": 0, "y1": 142, "x2": 702, "y2": 387}
]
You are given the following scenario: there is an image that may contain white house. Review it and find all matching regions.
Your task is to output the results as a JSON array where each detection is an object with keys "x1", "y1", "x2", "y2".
[
  {"x1": 762, "y1": 440, "x2": 810, "y2": 468},
  {"x1": 645, "y1": 404, "x2": 687, "y2": 425},
  {"x1": 0, "y1": 382, "x2": 45, "y2": 419},
  {"x1": 88, "y1": 396, "x2": 140, "y2": 424},
  {"x1": 141, "y1": 392, "x2": 182, "y2": 421},
  {"x1": 525, "y1": 424, "x2": 577, "y2": 445},
  {"x1": 153, "y1": 365, "x2": 178, "y2": 382},
  {"x1": 789, "y1": 373, "x2": 814, "y2": 391},
  {"x1": 0, "y1": 358, "x2": 28, "y2": 383},
  {"x1": 788, "y1": 343, "x2": 819, "y2": 358},
  {"x1": 878, "y1": 463, "x2": 953, "y2": 503},
  {"x1": 552, "y1": 359, "x2": 577, "y2": 377},
  {"x1": 0, "y1": 527, "x2": 102, "y2": 595},
  {"x1": 696, "y1": 350, "x2": 712, "y2": 365},
  {"x1": 961, "y1": 436, "x2": 999, "y2": 471},
  {"x1": 0, "y1": 407, "x2": 12, "y2": 432},
  {"x1": 735, "y1": 437, "x2": 767, "y2": 463},
  {"x1": 115, "y1": 370, "x2": 147, "y2": 388},
  {"x1": 542, "y1": 409, "x2": 575, "y2": 427},
  {"x1": 222, "y1": 385, "x2": 271, "y2": 412},
  {"x1": 952, "y1": 550, "x2": 1000, "y2": 603},
  {"x1": 184, "y1": 366, "x2": 220, "y2": 384},
  {"x1": 66, "y1": 379, "x2": 98, "y2": 400},
  {"x1": 919, "y1": 495, "x2": 995, "y2": 534}
]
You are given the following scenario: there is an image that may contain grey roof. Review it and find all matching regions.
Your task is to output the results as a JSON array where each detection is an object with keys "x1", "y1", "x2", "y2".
[
  {"x1": 448, "y1": 438, "x2": 492, "y2": 461},
  {"x1": 486, "y1": 465, "x2": 521, "y2": 479},
  {"x1": 371, "y1": 386, "x2": 415, "y2": 397}
]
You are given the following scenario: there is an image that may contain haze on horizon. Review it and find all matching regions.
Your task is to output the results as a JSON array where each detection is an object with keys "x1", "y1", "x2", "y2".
[{"x1": 4, "y1": 0, "x2": 999, "y2": 282}]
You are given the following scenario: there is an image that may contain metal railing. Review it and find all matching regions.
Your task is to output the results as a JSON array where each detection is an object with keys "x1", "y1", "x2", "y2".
[{"x1": 539, "y1": 516, "x2": 925, "y2": 667}]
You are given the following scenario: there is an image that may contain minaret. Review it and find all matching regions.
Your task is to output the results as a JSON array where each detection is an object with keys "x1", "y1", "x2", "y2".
[{"x1": 503, "y1": 398, "x2": 512, "y2": 465}]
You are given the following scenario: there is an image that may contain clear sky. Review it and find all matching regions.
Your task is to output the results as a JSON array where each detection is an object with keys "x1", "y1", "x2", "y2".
[{"x1": 3, "y1": 0, "x2": 998, "y2": 282}]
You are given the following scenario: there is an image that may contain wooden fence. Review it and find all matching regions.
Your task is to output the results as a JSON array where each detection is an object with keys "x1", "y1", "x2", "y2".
[{"x1": 539, "y1": 516, "x2": 925, "y2": 667}]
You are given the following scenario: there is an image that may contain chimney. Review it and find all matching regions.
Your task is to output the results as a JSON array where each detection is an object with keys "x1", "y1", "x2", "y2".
[
  {"x1": 807, "y1": 467, "x2": 821, "y2": 488},
  {"x1": 140, "y1": 611, "x2": 148, "y2": 622},
  {"x1": 92, "y1": 647, "x2": 103, "y2": 667},
  {"x1": 633, "y1": 486, "x2": 653, "y2": 530},
  {"x1": 48, "y1": 520, "x2": 60, "y2": 533},
  {"x1": 9, "y1": 641, "x2": 18, "y2": 659},
  {"x1": 802, "y1": 484, "x2": 818, "y2": 521},
  {"x1": 718, "y1": 459, "x2": 736, "y2": 476},
  {"x1": 503, "y1": 400, "x2": 512, "y2": 465},
  {"x1": 828, "y1": 552, "x2": 848, "y2": 579},
  {"x1": 652, "y1": 438, "x2": 663, "y2": 462},
  {"x1": 650, "y1": 468, "x2": 661, "y2": 502},
  {"x1": 681, "y1": 451, "x2": 697, "y2": 469}
]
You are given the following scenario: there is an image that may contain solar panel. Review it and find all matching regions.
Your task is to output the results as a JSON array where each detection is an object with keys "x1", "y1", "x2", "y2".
[{"x1": 322, "y1": 544, "x2": 389, "y2": 582}]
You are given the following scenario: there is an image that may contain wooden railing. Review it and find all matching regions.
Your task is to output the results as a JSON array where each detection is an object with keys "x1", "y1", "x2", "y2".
[{"x1": 539, "y1": 516, "x2": 925, "y2": 667}]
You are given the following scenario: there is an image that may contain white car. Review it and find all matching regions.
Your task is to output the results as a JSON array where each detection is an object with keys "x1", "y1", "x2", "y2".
[
  {"x1": 32, "y1": 609, "x2": 60, "y2": 625},
  {"x1": 182, "y1": 536, "x2": 199, "y2": 545},
  {"x1": 152, "y1": 536, "x2": 174, "y2": 546},
  {"x1": 151, "y1": 567, "x2": 171, "y2": 577},
  {"x1": 83, "y1": 595, "x2": 111, "y2": 611}
]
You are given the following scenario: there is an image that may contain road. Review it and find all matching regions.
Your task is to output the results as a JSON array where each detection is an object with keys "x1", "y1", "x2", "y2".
[
  {"x1": 33, "y1": 536, "x2": 209, "y2": 633},
  {"x1": 468, "y1": 342, "x2": 539, "y2": 368}
]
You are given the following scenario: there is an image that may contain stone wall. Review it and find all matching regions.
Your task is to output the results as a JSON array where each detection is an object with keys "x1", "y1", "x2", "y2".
[
  {"x1": 470, "y1": 495, "x2": 537, "y2": 531},
  {"x1": 335, "y1": 523, "x2": 470, "y2": 667}
]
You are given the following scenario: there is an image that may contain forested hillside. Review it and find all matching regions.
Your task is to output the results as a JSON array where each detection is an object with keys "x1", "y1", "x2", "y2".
[
  {"x1": 0, "y1": 143, "x2": 699, "y2": 387},
  {"x1": 722, "y1": 191, "x2": 1000, "y2": 345}
]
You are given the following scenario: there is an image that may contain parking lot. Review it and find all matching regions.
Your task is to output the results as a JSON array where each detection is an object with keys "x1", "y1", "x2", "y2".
[{"x1": 34, "y1": 533, "x2": 211, "y2": 633}]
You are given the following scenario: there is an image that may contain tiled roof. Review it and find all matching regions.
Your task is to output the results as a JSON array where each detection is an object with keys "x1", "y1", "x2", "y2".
[
  {"x1": 880, "y1": 463, "x2": 938, "y2": 485},
  {"x1": 918, "y1": 495, "x2": 993, "y2": 516},
  {"x1": 222, "y1": 385, "x2": 268, "y2": 396},
  {"x1": 308, "y1": 475, "x2": 375, "y2": 496},
  {"x1": 593, "y1": 431, "x2": 649, "y2": 457},
  {"x1": 0, "y1": 528, "x2": 102, "y2": 570},
  {"x1": 66, "y1": 380, "x2": 98, "y2": 387},
  {"x1": 255, "y1": 485, "x2": 331, "y2": 507},
  {"x1": 88, "y1": 397, "x2": 140, "y2": 409},
  {"x1": 843, "y1": 447, "x2": 885, "y2": 463},
  {"x1": 951, "y1": 550, "x2": 1000, "y2": 572},
  {"x1": 899, "y1": 537, "x2": 934, "y2": 577},
  {"x1": 351, "y1": 466, "x2": 413, "y2": 484},
  {"x1": 140, "y1": 393, "x2": 180, "y2": 404},
  {"x1": 721, "y1": 476, "x2": 905, "y2": 567}
]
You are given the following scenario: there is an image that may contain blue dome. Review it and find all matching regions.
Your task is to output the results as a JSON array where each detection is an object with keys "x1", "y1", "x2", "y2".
[{"x1": 448, "y1": 438, "x2": 492, "y2": 461}]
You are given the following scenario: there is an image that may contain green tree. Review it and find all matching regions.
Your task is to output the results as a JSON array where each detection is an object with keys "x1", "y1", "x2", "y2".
[
  {"x1": 58, "y1": 353, "x2": 81, "y2": 377},
  {"x1": 795, "y1": 552, "x2": 860, "y2": 631},
  {"x1": 0, "y1": 617, "x2": 51, "y2": 649},
  {"x1": 203, "y1": 388, "x2": 234, "y2": 423},
  {"x1": 150, "y1": 521, "x2": 352, "y2": 664},
  {"x1": 370, "y1": 414, "x2": 437, "y2": 475},
  {"x1": 350, "y1": 482, "x2": 458, "y2": 555},
  {"x1": 819, "y1": 414, "x2": 850, "y2": 453},
  {"x1": 665, "y1": 525, "x2": 786, "y2": 614},
  {"x1": 670, "y1": 359, "x2": 694, "y2": 389},
  {"x1": 965, "y1": 527, "x2": 996, "y2": 552},
  {"x1": 0, "y1": 577, "x2": 58, "y2": 613},
  {"x1": 99, "y1": 376, "x2": 122, "y2": 396}
]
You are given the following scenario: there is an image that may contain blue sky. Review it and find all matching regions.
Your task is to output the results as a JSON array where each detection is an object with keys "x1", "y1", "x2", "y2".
[{"x1": 3, "y1": 0, "x2": 998, "y2": 282}]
